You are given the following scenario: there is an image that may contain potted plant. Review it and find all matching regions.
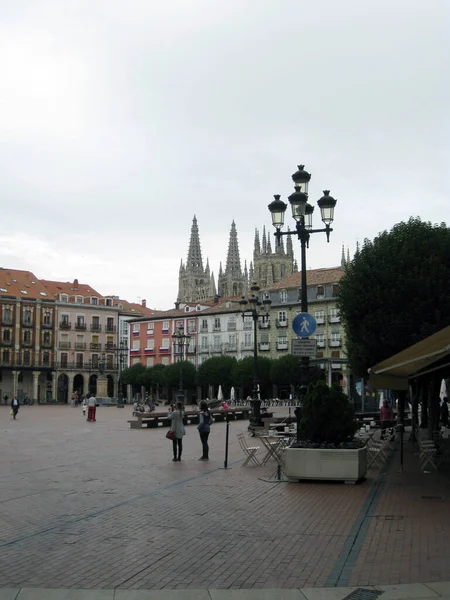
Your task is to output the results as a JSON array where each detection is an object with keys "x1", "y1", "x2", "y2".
[{"x1": 284, "y1": 381, "x2": 367, "y2": 483}]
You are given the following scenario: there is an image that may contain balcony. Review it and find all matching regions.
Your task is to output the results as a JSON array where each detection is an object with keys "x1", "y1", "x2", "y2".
[
  {"x1": 105, "y1": 343, "x2": 116, "y2": 351},
  {"x1": 243, "y1": 322, "x2": 253, "y2": 330},
  {"x1": 22, "y1": 340, "x2": 33, "y2": 347},
  {"x1": 200, "y1": 326, "x2": 208, "y2": 333},
  {"x1": 144, "y1": 347, "x2": 154, "y2": 353},
  {"x1": 159, "y1": 346, "x2": 170, "y2": 353},
  {"x1": 22, "y1": 321, "x2": 33, "y2": 328},
  {"x1": 0, "y1": 339, "x2": 12, "y2": 346},
  {"x1": 90, "y1": 324, "x2": 102, "y2": 332},
  {"x1": 105, "y1": 324, "x2": 116, "y2": 333},
  {"x1": 210, "y1": 345, "x2": 222, "y2": 354},
  {"x1": 329, "y1": 316, "x2": 341, "y2": 324},
  {"x1": 74, "y1": 342, "x2": 86, "y2": 350},
  {"x1": 276, "y1": 342, "x2": 289, "y2": 351},
  {"x1": 198, "y1": 345, "x2": 209, "y2": 354},
  {"x1": 258, "y1": 321, "x2": 270, "y2": 329},
  {"x1": 315, "y1": 318, "x2": 325, "y2": 325},
  {"x1": 259, "y1": 342, "x2": 270, "y2": 351},
  {"x1": 75, "y1": 322, "x2": 87, "y2": 330},
  {"x1": 223, "y1": 343, "x2": 237, "y2": 353},
  {"x1": 276, "y1": 319, "x2": 288, "y2": 328},
  {"x1": 41, "y1": 322, "x2": 53, "y2": 329},
  {"x1": 186, "y1": 345, "x2": 196, "y2": 354},
  {"x1": 316, "y1": 341, "x2": 325, "y2": 348},
  {"x1": 329, "y1": 340, "x2": 342, "y2": 348},
  {"x1": 60, "y1": 321, "x2": 71, "y2": 330},
  {"x1": 227, "y1": 322, "x2": 236, "y2": 331},
  {"x1": 41, "y1": 341, "x2": 53, "y2": 349},
  {"x1": 2, "y1": 319, "x2": 13, "y2": 326},
  {"x1": 90, "y1": 343, "x2": 102, "y2": 351},
  {"x1": 59, "y1": 342, "x2": 71, "y2": 350},
  {"x1": 241, "y1": 342, "x2": 253, "y2": 350},
  {"x1": 212, "y1": 325, "x2": 221, "y2": 332}
]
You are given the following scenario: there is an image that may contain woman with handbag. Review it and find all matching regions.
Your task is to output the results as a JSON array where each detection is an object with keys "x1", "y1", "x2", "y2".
[
  {"x1": 197, "y1": 400, "x2": 213, "y2": 460},
  {"x1": 167, "y1": 401, "x2": 185, "y2": 461}
]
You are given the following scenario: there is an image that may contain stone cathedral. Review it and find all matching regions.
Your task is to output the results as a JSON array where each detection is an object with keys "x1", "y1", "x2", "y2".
[{"x1": 176, "y1": 216, "x2": 298, "y2": 304}]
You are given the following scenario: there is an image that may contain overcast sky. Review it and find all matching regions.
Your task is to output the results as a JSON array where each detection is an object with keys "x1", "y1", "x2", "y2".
[{"x1": 1, "y1": 0, "x2": 448, "y2": 309}]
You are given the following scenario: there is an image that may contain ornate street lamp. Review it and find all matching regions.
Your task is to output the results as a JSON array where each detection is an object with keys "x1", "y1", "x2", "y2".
[
  {"x1": 239, "y1": 283, "x2": 272, "y2": 427},
  {"x1": 117, "y1": 341, "x2": 128, "y2": 405},
  {"x1": 268, "y1": 164, "x2": 337, "y2": 432},
  {"x1": 172, "y1": 326, "x2": 191, "y2": 404}
]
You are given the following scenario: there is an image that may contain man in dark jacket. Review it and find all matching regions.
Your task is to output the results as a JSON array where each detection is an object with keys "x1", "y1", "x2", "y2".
[{"x1": 11, "y1": 395, "x2": 20, "y2": 419}]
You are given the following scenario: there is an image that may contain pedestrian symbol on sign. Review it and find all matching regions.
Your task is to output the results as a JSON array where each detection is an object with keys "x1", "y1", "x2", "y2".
[{"x1": 292, "y1": 312, "x2": 317, "y2": 338}]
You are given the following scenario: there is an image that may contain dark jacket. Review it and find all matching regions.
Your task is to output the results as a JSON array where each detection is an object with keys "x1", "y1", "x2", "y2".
[{"x1": 11, "y1": 398, "x2": 20, "y2": 410}]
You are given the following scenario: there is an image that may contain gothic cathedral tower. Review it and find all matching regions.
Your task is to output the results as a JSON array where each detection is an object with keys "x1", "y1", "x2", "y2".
[
  {"x1": 250, "y1": 226, "x2": 297, "y2": 289},
  {"x1": 177, "y1": 216, "x2": 216, "y2": 303},
  {"x1": 217, "y1": 221, "x2": 248, "y2": 298}
]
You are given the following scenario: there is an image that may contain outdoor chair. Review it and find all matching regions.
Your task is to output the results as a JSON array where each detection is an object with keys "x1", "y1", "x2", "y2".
[
  {"x1": 237, "y1": 432, "x2": 261, "y2": 467},
  {"x1": 417, "y1": 437, "x2": 438, "y2": 471}
]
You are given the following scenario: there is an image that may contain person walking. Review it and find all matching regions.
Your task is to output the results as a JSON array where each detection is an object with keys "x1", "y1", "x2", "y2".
[
  {"x1": 11, "y1": 394, "x2": 20, "y2": 420},
  {"x1": 3, "y1": 393, "x2": 8, "y2": 406},
  {"x1": 380, "y1": 399, "x2": 394, "y2": 439},
  {"x1": 168, "y1": 400, "x2": 185, "y2": 461},
  {"x1": 87, "y1": 393, "x2": 97, "y2": 422},
  {"x1": 197, "y1": 400, "x2": 213, "y2": 460}
]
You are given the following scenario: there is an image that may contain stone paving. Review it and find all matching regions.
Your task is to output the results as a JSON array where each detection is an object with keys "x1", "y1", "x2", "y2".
[{"x1": 0, "y1": 405, "x2": 449, "y2": 593}]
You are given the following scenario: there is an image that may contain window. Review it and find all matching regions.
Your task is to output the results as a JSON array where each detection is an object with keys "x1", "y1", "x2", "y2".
[
  {"x1": 280, "y1": 264, "x2": 286, "y2": 278},
  {"x1": 0, "y1": 288, "x2": 7, "y2": 293},
  {"x1": 161, "y1": 357, "x2": 170, "y2": 366},
  {"x1": 60, "y1": 353, "x2": 68, "y2": 367},
  {"x1": 314, "y1": 310, "x2": 325, "y2": 324},
  {"x1": 330, "y1": 331, "x2": 341, "y2": 347},
  {"x1": 147, "y1": 322, "x2": 154, "y2": 333},
  {"x1": 244, "y1": 333, "x2": 252, "y2": 347},
  {"x1": 201, "y1": 319, "x2": 208, "y2": 331},
  {"x1": 23, "y1": 309, "x2": 32, "y2": 325},
  {"x1": 146, "y1": 357, "x2": 154, "y2": 367},
  {"x1": 277, "y1": 311, "x2": 287, "y2": 326},
  {"x1": 161, "y1": 338, "x2": 169, "y2": 349},
  {"x1": 76, "y1": 353, "x2": 83, "y2": 368},
  {"x1": 39, "y1": 291, "x2": 47, "y2": 296},
  {"x1": 60, "y1": 334, "x2": 70, "y2": 349},
  {"x1": 132, "y1": 357, "x2": 141, "y2": 365},
  {"x1": 76, "y1": 315, "x2": 85, "y2": 328},
  {"x1": 90, "y1": 296, "x2": 98, "y2": 305},
  {"x1": 316, "y1": 285, "x2": 325, "y2": 299},
  {"x1": 228, "y1": 334, "x2": 236, "y2": 347},
  {"x1": 92, "y1": 354, "x2": 99, "y2": 368},
  {"x1": 214, "y1": 318, "x2": 221, "y2": 330},
  {"x1": 43, "y1": 311, "x2": 51, "y2": 325},
  {"x1": 42, "y1": 351, "x2": 50, "y2": 365},
  {"x1": 145, "y1": 339, "x2": 154, "y2": 351},
  {"x1": 106, "y1": 317, "x2": 115, "y2": 332},
  {"x1": 133, "y1": 323, "x2": 140, "y2": 333},
  {"x1": 330, "y1": 308, "x2": 340, "y2": 322},
  {"x1": 3, "y1": 307, "x2": 12, "y2": 323},
  {"x1": 61, "y1": 314, "x2": 70, "y2": 326},
  {"x1": 43, "y1": 331, "x2": 51, "y2": 345},
  {"x1": 23, "y1": 351, "x2": 31, "y2": 365},
  {"x1": 2, "y1": 349, "x2": 10, "y2": 363},
  {"x1": 91, "y1": 316, "x2": 100, "y2": 331},
  {"x1": 60, "y1": 294, "x2": 69, "y2": 302},
  {"x1": 213, "y1": 335, "x2": 221, "y2": 349},
  {"x1": 201, "y1": 336, "x2": 207, "y2": 348},
  {"x1": 279, "y1": 290, "x2": 287, "y2": 303},
  {"x1": 316, "y1": 333, "x2": 325, "y2": 347},
  {"x1": 75, "y1": 296, "x2": 84, "y2": 304},
  {"x1": 162, "y1": 321, "x2": 169, "y2": 331},
  {"x1": 187, "y1": 319, "x2": 195, "y2": 333},
  {"x1": 106, "y1": 354, "x2": 114, "y2": 369},
  {"x1": 20, "y1": 290, "x2": 28, "y2": 295},
  {"x1": 132, "y1": 340, "x2": 140, "y2": 351},
  {"x1": 3, "y1": 329, "x2": 10, "y2": 342},
  {"x1": 105, "y1": 298, "x2": 113, "y2": 306},
  {"x1": 332, "y1": 283, "x2": 340, "y2": 297},
  {"x1": 23, "y1": 330, "x2": 31, "y2": 344},
  {"x1": 277, "y1": 336, "x2": 287, "y2": 344}
]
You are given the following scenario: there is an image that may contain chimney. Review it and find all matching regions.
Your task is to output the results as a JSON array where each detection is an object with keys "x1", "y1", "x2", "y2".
[
  {"x1": 73, "y1": 279, "x2": 78, "y2": 287},
  {"x1": 141, "y1": 299, "x2": 146, "y2": 307},
  {"x1": 214, "y1": 294, "x2": 220, "y2": 304},
  {"x1": 174, "y1": 301, "x2": 180, "y2": 310}
]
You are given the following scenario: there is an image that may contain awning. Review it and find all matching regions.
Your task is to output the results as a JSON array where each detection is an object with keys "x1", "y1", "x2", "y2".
[{"x1": 369, "y1": 326, "x2": 450, "y2": 390}]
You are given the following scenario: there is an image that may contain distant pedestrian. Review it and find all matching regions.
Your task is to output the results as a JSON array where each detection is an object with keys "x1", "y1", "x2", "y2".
[
  {"x1": 87, "y1": 393, "x2": 97, "y2": 422},
  {"x1": 11, "y1": 394, "x2": 20, "y2": 420},
  {"x1": 380, "y1": 400, "x2": 394, "y2": 438},
  {"x1": 3, "y1": 393, "x2": 8, "y2": 406},
  {"x1": 221, "y1": 401, "x2": 229, "y2": 411},
  {"x1": 82, "y1": 397, "x2": 87, "y2": 417},
  {"x1": 197, "y1": 400, "x2": 213, "y2": 460},
  {"x1": 168, "y1": 401, "x2": 185, "y2": 461}
]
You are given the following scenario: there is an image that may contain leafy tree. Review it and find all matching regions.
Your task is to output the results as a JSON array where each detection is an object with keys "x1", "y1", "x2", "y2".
[
  {"x1": 339, "y1": 218, "x2": 450, "y2": 376},
  {"x1": 146, "y1": 364, "x2": 166, "y2": 397},
  {"x1": 196, "y1": 356, "x2": 237, "y2": 393},
  {"x1": 232, "y1": 356, "x2": 273, "y2": 397},
  {"x1": 164, "y1": 361, "x2": 196, "y2": 391},
  {"x1": 300, "y1": 380, "x2": 357, "y2": 445},
  {"x1": 121, "y1": 363, "x2": 146, "y2": 387},
  {"x1": 270, "y1": 355, "x2": 302, "y2": 388}
]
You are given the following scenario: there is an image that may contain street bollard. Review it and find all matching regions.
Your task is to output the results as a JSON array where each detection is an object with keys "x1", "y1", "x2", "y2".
[{"x1": 224, "y1": 412, "x2": 230, "y2": 469}]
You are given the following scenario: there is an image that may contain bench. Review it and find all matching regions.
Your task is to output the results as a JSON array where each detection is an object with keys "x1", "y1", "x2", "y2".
[{"x1": 128, "y1": 406, "x2": 251, "y2": 429}]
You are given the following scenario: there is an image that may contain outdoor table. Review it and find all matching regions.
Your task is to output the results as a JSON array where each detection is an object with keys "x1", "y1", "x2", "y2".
[{"x1": 259, "y1": 435, "x2": 289, "y2": 466}]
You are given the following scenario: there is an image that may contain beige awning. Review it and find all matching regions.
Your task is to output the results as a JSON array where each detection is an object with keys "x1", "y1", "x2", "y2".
[{"x1": 369, "y1": 326, "x2": 450, "y2": 390}]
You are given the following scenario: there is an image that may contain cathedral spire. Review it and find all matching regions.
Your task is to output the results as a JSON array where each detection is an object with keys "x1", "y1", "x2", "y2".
[
  {"x1": 254, "y1": 228, "x2": 261, "y2": 258},
  {"x1": 205, "y1": 258, "x2": 210, "y2": 277},
  {"x1": 341, "y1": 244, "x2": 346, "y2": 267},
  {"x1": 286, "y1": 230, "x2": 293, "y2": 257},
  {"x1": 347, "y1": 247, "x2": 351, "y2": 263},
  {"x1": 262, "y1": 226, "x2": 267, "y2": 254},
  {"x1": 224, "y1": 220, "x2": 242, "y2": 275},
  {"x1": 266, "y1": 235, "x2": 272, "y2": 255},
  {"x1": 186, "y1": 215, "x2": 204, "y2": 275}
]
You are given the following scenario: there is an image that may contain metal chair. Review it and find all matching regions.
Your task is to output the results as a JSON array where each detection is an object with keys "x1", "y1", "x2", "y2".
[{"x1": 237, "y1": 432, "x2": 261, "y2": 467}]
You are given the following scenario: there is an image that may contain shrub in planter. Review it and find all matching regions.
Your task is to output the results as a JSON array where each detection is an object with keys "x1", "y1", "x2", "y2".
[{"x1": 295, "y1": 380, "x2": 359, "y2": 448}]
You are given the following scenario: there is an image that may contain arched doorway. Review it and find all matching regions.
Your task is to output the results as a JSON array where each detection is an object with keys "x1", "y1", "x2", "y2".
[
  {"x1": 89, "y1": 374, "x2": 97, "y2": 395},
  {"x1": 73, "y1": 374, "x2": 84, "y2": 397},
  {"x1": 57, "y1": 374, "x2": 69, "y2": 403},
  {"x1": 107, "y1": 375, "x2": 114, "y2": 398}
]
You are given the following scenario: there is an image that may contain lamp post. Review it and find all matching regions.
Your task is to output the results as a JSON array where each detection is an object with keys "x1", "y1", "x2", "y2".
[
  {"x1": 268, "y1": 164, "x2": 337, "y2": 433},
  {"x1": 117, "y1": 341, "x2": 128, "y2": 405},
  {"x1": 239, "y1": 283, "x2": 272, "y2": 427},
  {"x1": 172, "y1": 326, "x2": 191, "y2": 404}
]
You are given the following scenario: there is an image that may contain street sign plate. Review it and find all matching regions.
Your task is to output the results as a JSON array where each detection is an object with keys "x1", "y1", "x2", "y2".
[
  {"x1": 292, "y1": 312, "x2": 317, "y2": 337},
  {"x1": 292, "y1": 338, "x2": 317, "y2": 357}
]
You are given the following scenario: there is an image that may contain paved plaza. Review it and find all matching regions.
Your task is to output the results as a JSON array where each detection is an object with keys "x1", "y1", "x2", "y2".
[{"x1": 0, "y1": 405, "x2": 450, "y2": 597}]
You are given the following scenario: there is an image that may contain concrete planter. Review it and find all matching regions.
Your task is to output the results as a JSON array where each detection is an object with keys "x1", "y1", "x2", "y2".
[{"x1": 284, "y1": 445, "x2": 367, "y2": 483}]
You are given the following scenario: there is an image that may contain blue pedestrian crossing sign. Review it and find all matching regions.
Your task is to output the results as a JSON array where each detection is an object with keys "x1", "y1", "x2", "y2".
[{"x1": 292, "y1": 312, "x2": 317, "y2": 338}]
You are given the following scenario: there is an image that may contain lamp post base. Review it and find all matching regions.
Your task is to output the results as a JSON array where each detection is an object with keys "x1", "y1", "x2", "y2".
[{"x1": 249, "y1": 398, "x2": 262, "y2": 428}]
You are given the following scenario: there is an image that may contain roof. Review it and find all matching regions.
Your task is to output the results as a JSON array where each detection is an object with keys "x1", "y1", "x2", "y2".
[
  {"x1": 114, "y1": 299, "x2": 156, "y2": 317},
  {"x1": 0, "y1": 268, "x2": 54, "y2": 300},
  {"x1": 269, "y1": 267, "x2": 344, "y2": 291},
  {"x1": 40, "y1": 278, "x2": 103, "y2": 301},
  {"x1": 369, "y1": 326, "x2": 450, "y2": 390}
]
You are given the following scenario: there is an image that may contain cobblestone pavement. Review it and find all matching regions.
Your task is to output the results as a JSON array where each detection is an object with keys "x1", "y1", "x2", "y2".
[{"x1": 0, "y1": 406, "x2": 449, "y2": 591}]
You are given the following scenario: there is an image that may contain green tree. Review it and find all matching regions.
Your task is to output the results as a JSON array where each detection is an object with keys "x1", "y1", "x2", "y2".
[
  {"x1": 121, "y1": 363, "x2": 146, "y2": 387},
  {"x1": 232, "y1": 356, "x2": 273, "y2": 398},
  {"x1": 339, "y1": 218, "x2": 450, "y2": 376},
  {"x1": 164, "y1": 361, "x2": 196, "y2": 391},
  {"x1": 196, "y1": 356, "x2": 237, "y2": 394},
  {"x1": 146, "y1": 364, "x2": 166, "y2": 398},
  {"x1": 270, "y1": 355, "x2": 302, "y2": 388},
  {"x1": 300, "y1": 380, "x2": 357, "y2": 445}
]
